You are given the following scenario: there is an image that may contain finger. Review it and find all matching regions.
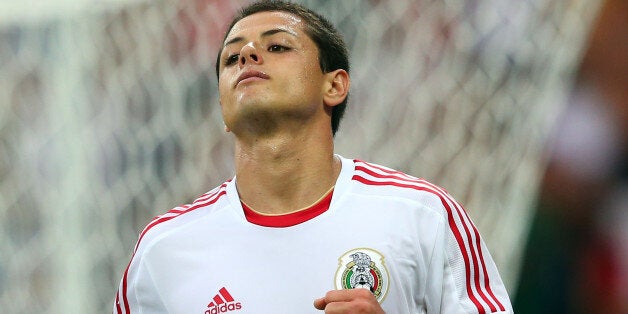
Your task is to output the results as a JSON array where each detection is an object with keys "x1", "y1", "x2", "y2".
[
  {"x1": 322, "y1": 300, "x2": 376, "y2": 314},
  {"x1": 314, "y1": 290, "x2": 353, "y2": 311},
  {"x1": 314, "y1": 289, "x2": 376, "y2": 311},
  {"x1": 325, "y1": 288, "x2": 374, "y2": 303},
  {"x1": 313, "y1": 297, "x2": 327, "y2": 310}
]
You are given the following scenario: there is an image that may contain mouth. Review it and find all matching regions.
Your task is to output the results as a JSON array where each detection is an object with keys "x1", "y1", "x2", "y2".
[{"x1": 236, "y1": 70, "x2": 270, "y2": 87}]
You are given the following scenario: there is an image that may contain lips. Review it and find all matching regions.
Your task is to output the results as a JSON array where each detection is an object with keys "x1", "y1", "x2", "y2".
[{"x1": 236, "y1": 69, "x2": 269, "y2": 86}]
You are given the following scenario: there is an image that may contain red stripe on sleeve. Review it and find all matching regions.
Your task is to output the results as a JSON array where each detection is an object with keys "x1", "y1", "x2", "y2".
[
  {"x1": 459, "y1": 205, "x2": 506, "y2": 311},
  {"x1": 421, "y1": 178, "x2": 505, "y2": 311},
  {"x1": 355, "y1": 160, "x2": 506, "y2": 311},
  {"x1": 115, "y1": 293, "x2": 122, "y2": 314},
  {"x1": 351, "y1": 175, "x2": 487, "y2": 313}
]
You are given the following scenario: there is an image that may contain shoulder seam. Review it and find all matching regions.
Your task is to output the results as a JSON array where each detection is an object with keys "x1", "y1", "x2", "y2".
[
  {"x1": 134, "y1": 183, "x2": 229, "y2": 253},
  {"x1": 352, "y1": 160, "x2": 505, "y2": 312},
  {"x1": 116, "y1": 182, "x2": 229, "y2": 314}
]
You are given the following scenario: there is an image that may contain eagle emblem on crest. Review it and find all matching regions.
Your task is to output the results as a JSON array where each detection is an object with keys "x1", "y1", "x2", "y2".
[{"x1": 334, "y1": 248, "x2": 389, "y2": 303}]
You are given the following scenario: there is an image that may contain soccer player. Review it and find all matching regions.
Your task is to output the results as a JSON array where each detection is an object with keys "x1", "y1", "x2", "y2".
[{"x1": 113, "y1": 1, "x2": 513, "y2": 313}]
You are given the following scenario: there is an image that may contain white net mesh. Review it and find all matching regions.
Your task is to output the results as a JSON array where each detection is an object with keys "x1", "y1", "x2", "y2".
[{"x1": 0, "y1": 0, "x2": 601, "y2": 312}]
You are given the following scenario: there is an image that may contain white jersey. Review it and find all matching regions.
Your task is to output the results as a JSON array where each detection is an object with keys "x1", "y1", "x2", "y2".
[{"x1": 114, "y1": 156, "x2": 513, "y2": 314}]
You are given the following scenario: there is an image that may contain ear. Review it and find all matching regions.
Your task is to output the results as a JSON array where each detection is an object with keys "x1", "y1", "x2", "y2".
[{"x1": 322, "y1": 69, "x2": 350, "y2": 107}]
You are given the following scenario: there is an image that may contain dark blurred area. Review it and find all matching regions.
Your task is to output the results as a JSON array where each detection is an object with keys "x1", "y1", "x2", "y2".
[{"x1": 514, "y1": 0, "x2": 628, "y2": 313}]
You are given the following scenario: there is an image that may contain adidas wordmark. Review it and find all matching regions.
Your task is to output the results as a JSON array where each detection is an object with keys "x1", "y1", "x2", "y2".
[{"x1": 204, "y1": 287, "x2": 242, "y2": 314}]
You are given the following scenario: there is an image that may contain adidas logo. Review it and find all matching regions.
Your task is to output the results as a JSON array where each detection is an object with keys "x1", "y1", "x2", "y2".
[{"x1": 204, "y1": 287, "x2": 242, "y2": 314}]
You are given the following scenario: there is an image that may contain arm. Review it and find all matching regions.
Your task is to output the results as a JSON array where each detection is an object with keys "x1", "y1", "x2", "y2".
[
  {"x1": 425, "y1": 191, "x2": 513, "y2": 314},
  {"x1": 113, "y1": 244, "x2": 167, "y2": 314}
]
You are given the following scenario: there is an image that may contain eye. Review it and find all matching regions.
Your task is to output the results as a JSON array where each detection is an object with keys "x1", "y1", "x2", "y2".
[
  {"x1": 268, "y1": 44, "x2": 289, "y2": 52},
  {"x1": 224, "y1": 54, "x2": 239, "y2": 66}
]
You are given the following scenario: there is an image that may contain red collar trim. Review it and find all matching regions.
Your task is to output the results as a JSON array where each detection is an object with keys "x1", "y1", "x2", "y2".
[{"x1": 242, "y1": 189, "x2": 333, "y2": 227}]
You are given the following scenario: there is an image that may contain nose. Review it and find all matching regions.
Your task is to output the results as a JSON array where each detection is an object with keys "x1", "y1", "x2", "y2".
[{"x1": 240, "y1": 43, "x2": 262, "y2": 66}]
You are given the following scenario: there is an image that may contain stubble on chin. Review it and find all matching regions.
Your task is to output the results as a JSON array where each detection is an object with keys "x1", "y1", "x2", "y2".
[{"x1": 227, "y1": 99, "x2": 280, "y2": 137}]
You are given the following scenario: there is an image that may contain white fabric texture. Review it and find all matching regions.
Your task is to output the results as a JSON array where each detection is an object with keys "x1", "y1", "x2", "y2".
[{"x1": 114, "y1": 156, "x2": 513, "y2": 314}]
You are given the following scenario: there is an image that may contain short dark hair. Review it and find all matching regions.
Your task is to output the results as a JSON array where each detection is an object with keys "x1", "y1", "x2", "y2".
[{"x1": 215, "y1": 0, "x2": 350, "y2": 136}]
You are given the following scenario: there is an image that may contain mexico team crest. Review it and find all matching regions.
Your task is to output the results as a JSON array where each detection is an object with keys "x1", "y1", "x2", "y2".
[{"x1": 334, "y1": 248, "x2": 389, "y2": 303}]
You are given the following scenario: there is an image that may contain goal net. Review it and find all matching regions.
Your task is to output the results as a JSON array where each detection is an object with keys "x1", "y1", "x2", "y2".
[{"x1": 0, "y1": 0, "x2": 601, "y2": 312}]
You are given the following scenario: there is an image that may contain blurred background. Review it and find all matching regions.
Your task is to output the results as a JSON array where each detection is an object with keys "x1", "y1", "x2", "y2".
[
  {"x1": 0, "y1": 0, "x2": 623, "y2": 313},
  {"x1": 514, "y1": 0, "x2": 627, "y2": 313}
]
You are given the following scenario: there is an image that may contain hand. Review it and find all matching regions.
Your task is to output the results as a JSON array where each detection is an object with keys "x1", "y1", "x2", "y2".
[{"x1": 313, "y1": 289, "x2": 385, "y2": 313}]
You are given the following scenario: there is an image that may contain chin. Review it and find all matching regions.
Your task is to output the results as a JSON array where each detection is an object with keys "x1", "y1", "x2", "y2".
[{"x1": 228, "y1": 105, "x2": 279, "y2": 135}]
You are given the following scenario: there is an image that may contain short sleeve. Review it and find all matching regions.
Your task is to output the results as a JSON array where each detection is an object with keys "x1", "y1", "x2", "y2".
[{"x1": 423, "y1": 190, "x2": 513, "y2": 314}]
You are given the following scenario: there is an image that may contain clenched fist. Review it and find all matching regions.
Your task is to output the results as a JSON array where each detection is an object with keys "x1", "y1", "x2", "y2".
[{"x1": 314, "y1": 289, "x2": 385, "y2": 313}]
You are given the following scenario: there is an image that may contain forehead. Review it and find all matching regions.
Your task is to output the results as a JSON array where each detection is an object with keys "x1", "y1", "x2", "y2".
[{"x1": 225, "y1": 11, "x2": 306, "y2": 43}]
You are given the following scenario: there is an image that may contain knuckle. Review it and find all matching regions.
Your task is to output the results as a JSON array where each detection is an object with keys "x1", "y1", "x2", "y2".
[
  {"x1": 325, "y1": 290, "x2": 335, "y2": 299},
  {"x1": 353, "y1": 301, "x2": 373, "y2": 313},
  {"x1": 355, "y1": 288, "x2": 373, "y2": 297}
]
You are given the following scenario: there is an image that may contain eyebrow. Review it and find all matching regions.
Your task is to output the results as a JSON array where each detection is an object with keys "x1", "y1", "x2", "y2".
[{"x1": 223, "y1": 28, "x2": 299, "y2": 48}]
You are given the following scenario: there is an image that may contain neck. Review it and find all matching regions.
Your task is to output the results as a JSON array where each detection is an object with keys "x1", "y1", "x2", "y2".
[{"x1": 233, "y1": 125, "x2": 340, "y2": 215}]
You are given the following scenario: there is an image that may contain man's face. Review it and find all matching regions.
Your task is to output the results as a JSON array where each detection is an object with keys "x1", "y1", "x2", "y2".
[{"x1": 218, "y1": 11, "x2": 327, "y2": 135}]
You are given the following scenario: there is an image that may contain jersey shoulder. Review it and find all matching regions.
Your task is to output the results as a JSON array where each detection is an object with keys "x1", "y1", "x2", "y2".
[
  {"x1": 350, "y1": 159, "x2": 458, "y2": 214},
  {"x1": 132, "y1": 181, "x2": 230, "y2": 253}
]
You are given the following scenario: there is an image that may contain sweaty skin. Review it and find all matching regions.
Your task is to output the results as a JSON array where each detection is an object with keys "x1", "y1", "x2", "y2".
[{"x1": 218, "y1": 11, "x2": 382, "y2": 314}]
